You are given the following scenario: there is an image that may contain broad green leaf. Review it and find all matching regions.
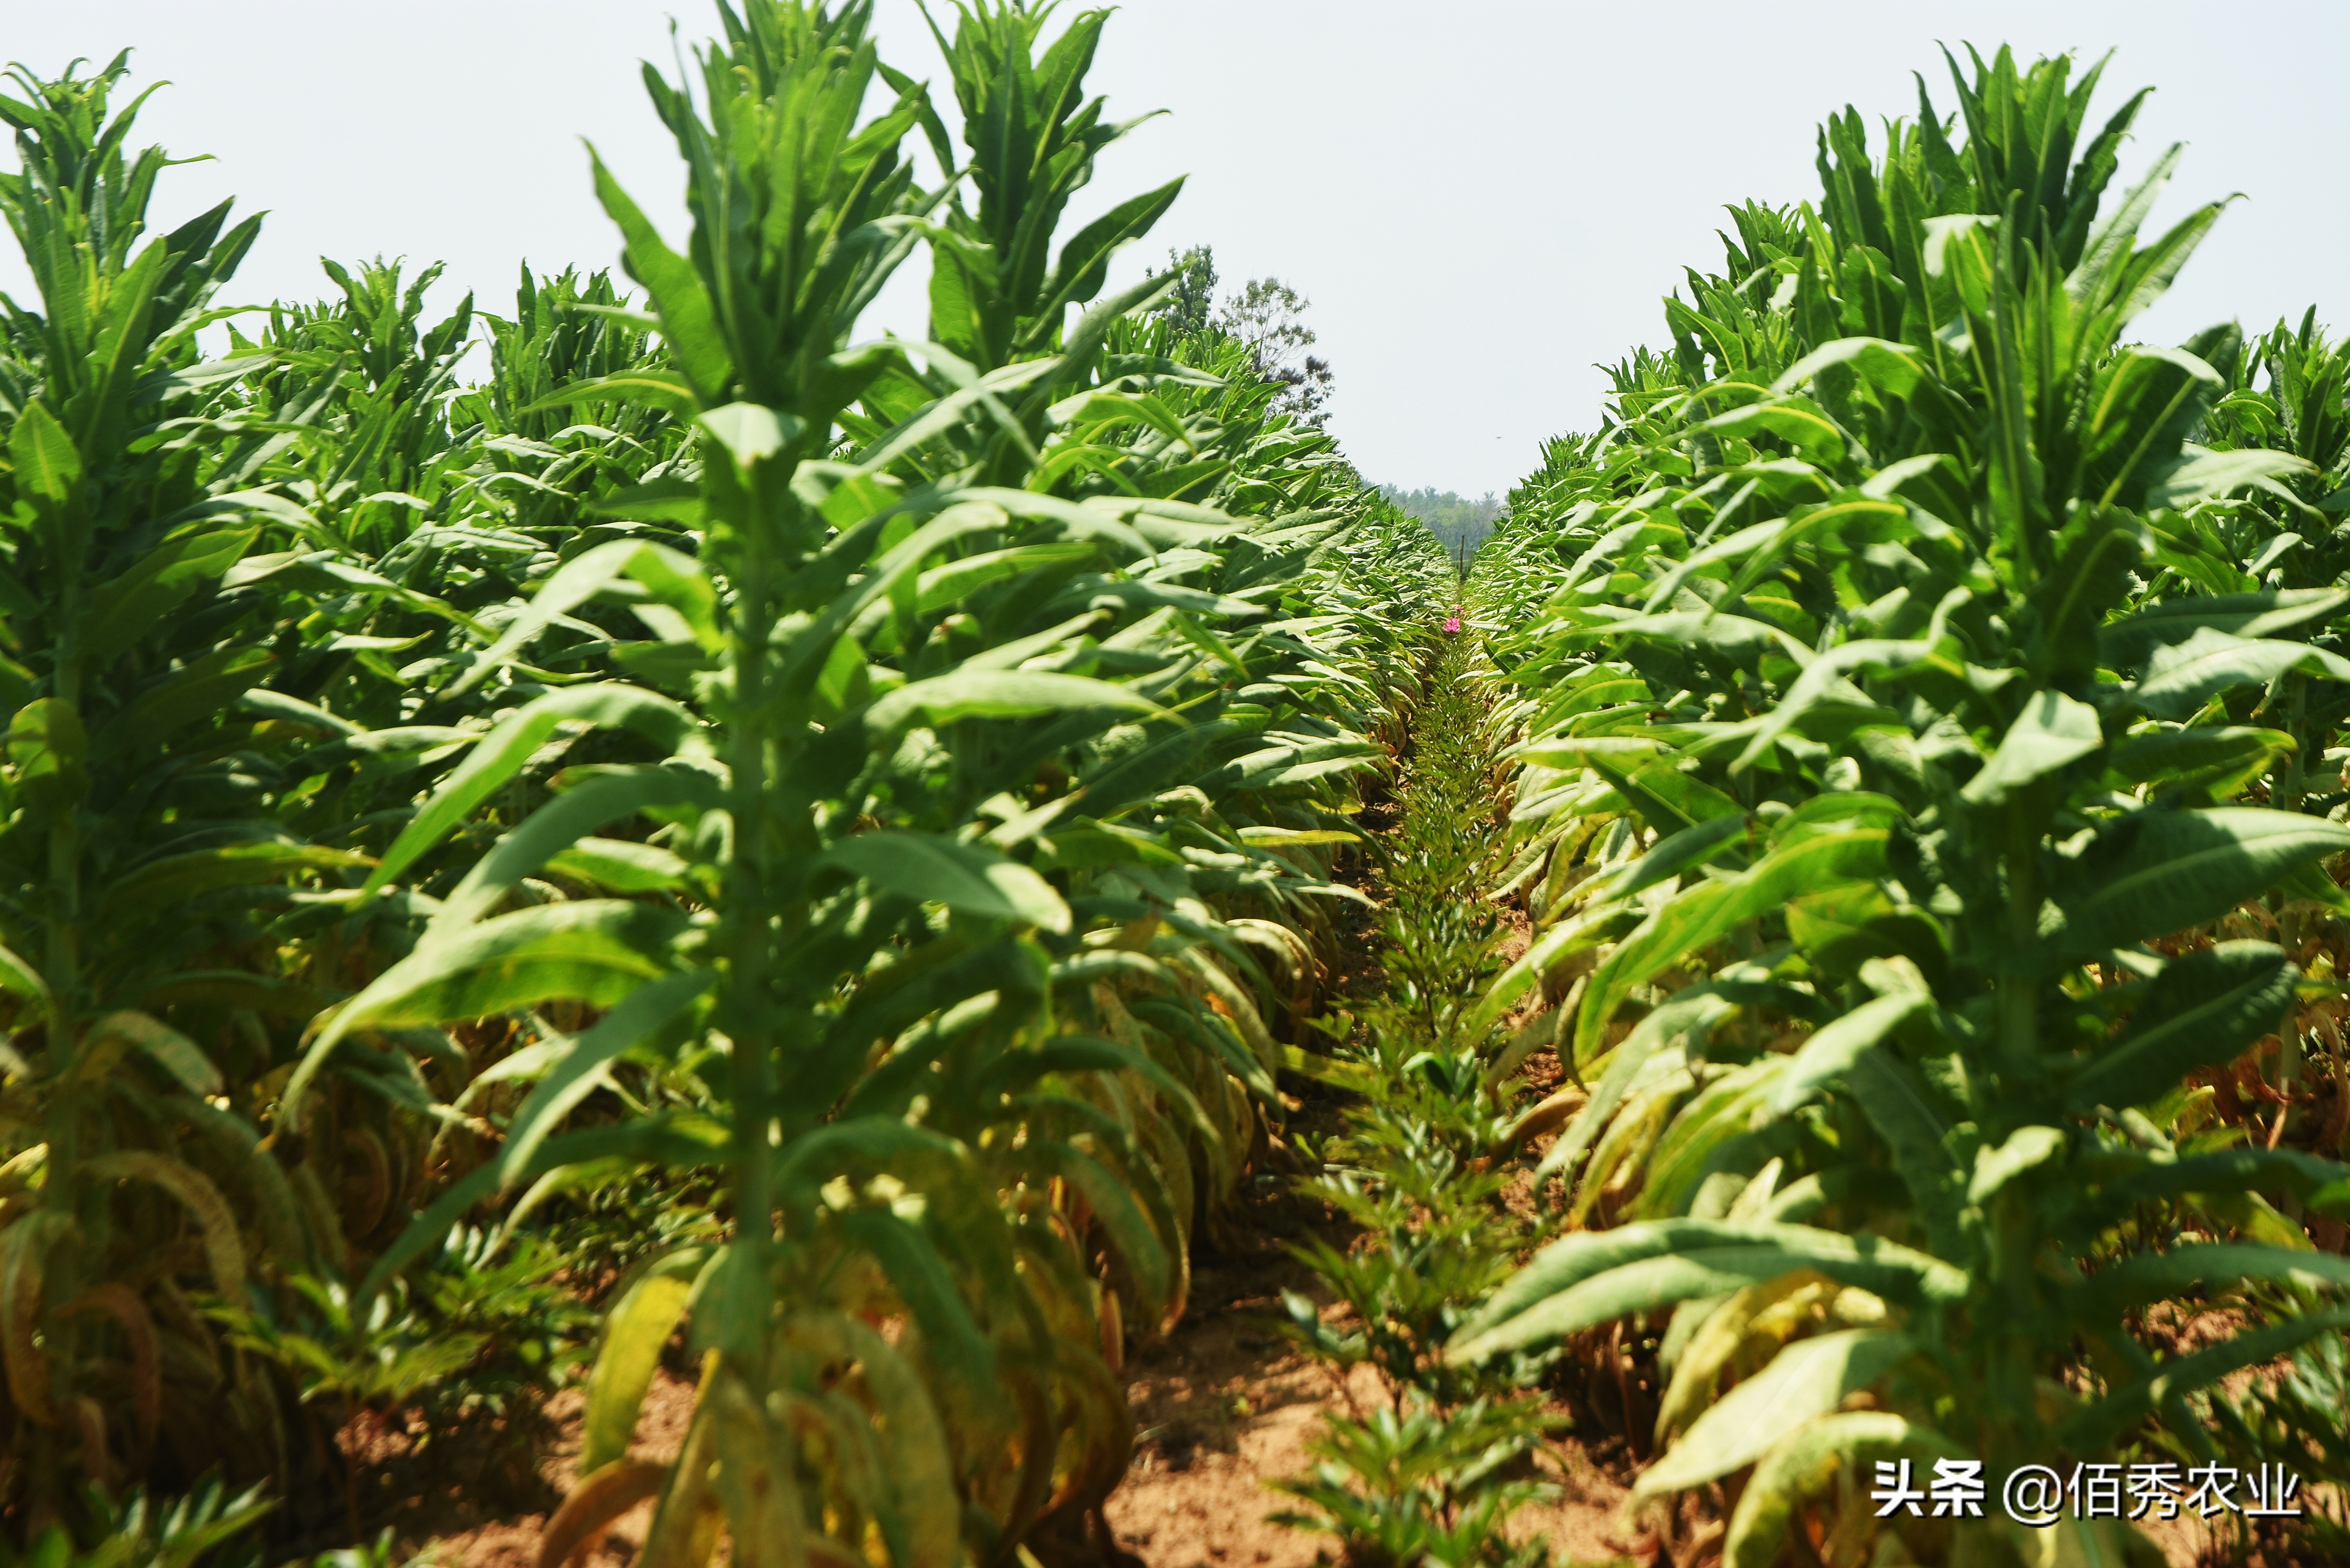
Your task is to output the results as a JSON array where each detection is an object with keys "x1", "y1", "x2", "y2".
[
  {"x1": 1723, "y1": 1413, "x2": 1958, "y2": 1568},
  {"x1": 98, "y1": 644, "x2": 272, "y2": 758},
  {"x1": 1634, "y1": 1329, "x2": 1915, "y2": 1501},
  {"x1": 1728, "y1": 637, "x2": 1940, "y2": 774},
  {"x1": 2139, "y1": 444, "x2": 2313, "y2": 509},
  {"x1": 821, "y1": 832, "x2": 1072, "y2": 933},
  {"x1": 1960, "y1": 688, "x2": 2102, "y2": 806},
  {"x1": 585, "y1": 475, "x2": 704, "y2": 524},
  {"x1": 791, "y1": 460, "x2": 905, "y2": 528},
  {"x1": 1513, "y1": 735, "x2": 1665, "y2": 770},
  {"x1": 1579, "y1": 812, "x2": 1755, "y2": 906},
  {"x1": 915, "y1": 543, "x2": 1094, "y2": 613},
  {"x1": 1576, "y1": 826, "x2": 1887, "y2": 1063},
  {"x1": 2061, "y1": 941, "x2": 2293, "y2": 1110},
  {"x1": 544, "y1": 838, "x2": 691, "y2": 894},
  {"x1": 1465, "y1": 897, "x2": 1644, "y2": 1041},
  {"x1": 80, "y1": 526, "x2": 258, "y2": 667},
  {"x1": 1771, "y1": 337, "x2": 1923, "y2": 399},
  {"x1": 98, "y1": 842, "x2": 366, "y2": 923},
  {"x1": 447, "y1": 540, "x2": 716, "y2": 697},
  {"x1": 85, "y1": 1010, "x2": 222, "y2": 1098},
  {"x1": 493, "y1": 969, "x2": 713, "y2": 1192},
  {"x1": 1967, "y1": 1125, "x2": 2066, "y2": 1205},
  {"x1": 865, "y1": 669, "x2": 1165, "y2": 732},
  {"x1": 346, "y1": 901, "x2": 682, "y2": 1027},
  {"x1": 697, "y1": 402, "x2": 803, "y2": 469},
  {"x1": 2133, "y1": 627, "x2": 2350, "y2": 719},
  {"x1": 2100, "y1": 587, "x2": 2349, "y2": 668},
  {"x1": 284, "y1": 901, "x2": 686, "y2": 1127},
  {"x1": 1844, "y1": 1050, "x2": 1967, "y2": 1258},
  {"x1": 1701, "y1": 397, "x2": 1853, "y2": 465},
  {"x1": 1450, "y1": 1219, "x2": 1966, "y2": 1364},
  {"x1": 1538, "y1": 971, "x2": 1781, "y2": 1182},
  {"x1": 521, "y1": 368, "x2": 700, "y2": 417},
  {"x1": 1633, "y1": 1057, "x2": 1796, "y2": 1222},
  {"x1": 589, "y1": 150, "x2": 733, "y2": 401},
  {"x1": 1587, "y1": 750, "x2": 1745, "y2": 833},
  {"x1": 2050, "y1": 808, "x2": 2350, "y2": 955},
  {"x1": 1598, "y1": 609, "x2": 1815, "y2": 666},
  {"x1": 1032, "y1": 178, "x2": 1186, "y2": 332},
  {"x1": 9, "y1": 402, "x2": 82, "y2": 522},
  {"x1": 8, "y1": 700, "x2": 86, "y2": 813},
  {"x1": 431, "y1": 766, "x2": 719, "y2": 932},
  {"x1": 1766, "y1": 991, "x2": 1933, "y2": 1114},
  {"x1": 365, "y1": 684, "x2": 709, "y2": 894},
  {"x1": 1783, "y1": 882, "x2": 1949, "y2": 980},
  {"x1": 1234, "y1": 826, "x2": 1357, "y2": 848},
  {"x1": 581, "y1": 1249, "x2": 713, "y2": 1473},
  {"x1": 2104, "y1": 725, "x2": 2293, "y2": 800}
]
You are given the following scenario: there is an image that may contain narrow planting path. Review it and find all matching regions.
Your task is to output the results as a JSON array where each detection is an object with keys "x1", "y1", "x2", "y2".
[{"x1": 1100, "y1": 632, "x2": 1634, "y2": 1568}]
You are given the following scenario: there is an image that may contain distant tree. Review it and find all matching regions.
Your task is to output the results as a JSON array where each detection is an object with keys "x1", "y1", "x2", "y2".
[
  {"x1": 1146, "y1": 250, "x2": 1335, "y2": 426},
  {"x1": 1217, "y1": 275, "x2": 1334, "y2": 426},
  {"x1": 1145, "y1": 244, "x2": 1218, "y2": 336},
  {"x1": 1379, "y1": 486, "x2": 1504, "y2": 559}
]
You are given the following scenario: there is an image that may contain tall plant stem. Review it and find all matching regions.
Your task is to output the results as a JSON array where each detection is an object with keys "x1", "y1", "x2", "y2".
[
  {"x1": 1998, "y1": 803, "x2": 2040, "y2": 1071},
  {"x1": 724, "y1": 477, "x2": 782, "y2": 1266}
]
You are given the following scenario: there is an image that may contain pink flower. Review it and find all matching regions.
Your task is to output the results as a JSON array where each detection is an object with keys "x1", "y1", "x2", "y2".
[{"x1": 1443, "y1": 616, "x2": 1461, "y2": 634}]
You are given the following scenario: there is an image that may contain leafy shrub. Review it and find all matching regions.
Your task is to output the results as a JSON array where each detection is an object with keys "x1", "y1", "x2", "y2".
[{"x1": 1455, "y1": 43, "x2": 2350, "y2": 1568}]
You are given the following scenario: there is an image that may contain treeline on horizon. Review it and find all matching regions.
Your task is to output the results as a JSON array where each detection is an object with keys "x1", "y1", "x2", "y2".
[{"x1": 1380, "y1": 483, "x2": 1504, "y2": 558}]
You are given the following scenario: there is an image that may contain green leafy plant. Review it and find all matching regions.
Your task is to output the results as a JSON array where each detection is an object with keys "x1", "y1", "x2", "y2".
[
  {"x1": 0, "y1": 1479, "x2": 272, "y2": 1568},
  {"x1": 1453, "y1": 45, "x2": 2350, "y2": 1568},
  {"x1": 1270, "y1": 1396, "x2": 1552, "y2": 1568},
  {"x1": 1271, "y1": 630, "x2": 1566, "y2": 1567},
  {"x1": 0, "y1": 51, "x2": 376, "y2": 1516},
  {"x1": 0, "y1": 57, "x2": 697, "y2": 1528},
  {"x1": 212, "y1": 1227, "x2": 589, "y2": 1539},
  {"x1": 233, "y1": 6, "x2": 1433, "y2": 1565},
  {"x1": 2206, "y1": 1328, "x2": 2350, "y2": 1561}
]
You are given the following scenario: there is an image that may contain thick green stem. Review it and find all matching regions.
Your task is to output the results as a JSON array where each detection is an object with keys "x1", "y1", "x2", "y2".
[
  {"x1": 1998, "y1": 803, "x2": 2039, "y2": 1070},
  {"x1": 2273, "y1": 672, "x2": 2311, "y2": 1147},
  {"x1": 724, "y1": 469, "x2": 781, "y2": 1259},
  {"x1": 44, "y1": 495, "x2": 85, "y2": 1158},
  {"x1": 1983, "y1": 1189, "x2": 2042, "y2": 1466}
]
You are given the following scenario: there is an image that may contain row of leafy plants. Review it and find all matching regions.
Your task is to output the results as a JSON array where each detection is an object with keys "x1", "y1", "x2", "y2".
[
  {"x1": 0, "y1": 2, "x2": 1467, "y2": 1562},
  {"x1": 1443, "y1": 43, "x2": 2350, "y2": 1568},
  {"x1": 1267, "y1": 628, "x2": 1557, "y2": 1567}
]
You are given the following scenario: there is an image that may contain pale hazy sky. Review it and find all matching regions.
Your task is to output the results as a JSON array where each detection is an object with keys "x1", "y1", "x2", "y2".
[{"x1": 2, "y1": 2, "x2": 2344, "y2": 499}]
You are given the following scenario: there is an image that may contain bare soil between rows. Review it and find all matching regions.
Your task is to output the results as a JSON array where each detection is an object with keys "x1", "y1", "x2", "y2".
[
  {"x1": 387, "y1": 773, "x2": 2248, "y2": 1568},
  {"x1": 1098, "y1": 1169, "x2": 1634, "y2": 1568},
  {"x1": 392, "y1": 1170, "x2": 1638, "y2": 1568}
]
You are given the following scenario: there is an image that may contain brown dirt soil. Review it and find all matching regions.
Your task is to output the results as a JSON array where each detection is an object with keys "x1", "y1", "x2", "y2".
[
  {"x1": 406, "y1": 1367, "x2": 701, "y2": 1568},
  {"x1": 1095, "y1": 727, "x2": 1629, "y2": 1568},
  {"x1": 1100, "y1": 1173, "x2": 1632, "y2": 1568},
  {"x1": 393, "y1": 1149, "x2": 1639, "y2": 1568}
]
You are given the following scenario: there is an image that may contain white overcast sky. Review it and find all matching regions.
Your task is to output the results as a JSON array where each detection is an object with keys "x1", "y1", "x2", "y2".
[{"x1": 2, "y1": 1, "x2": 2344, "y2": 499}]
